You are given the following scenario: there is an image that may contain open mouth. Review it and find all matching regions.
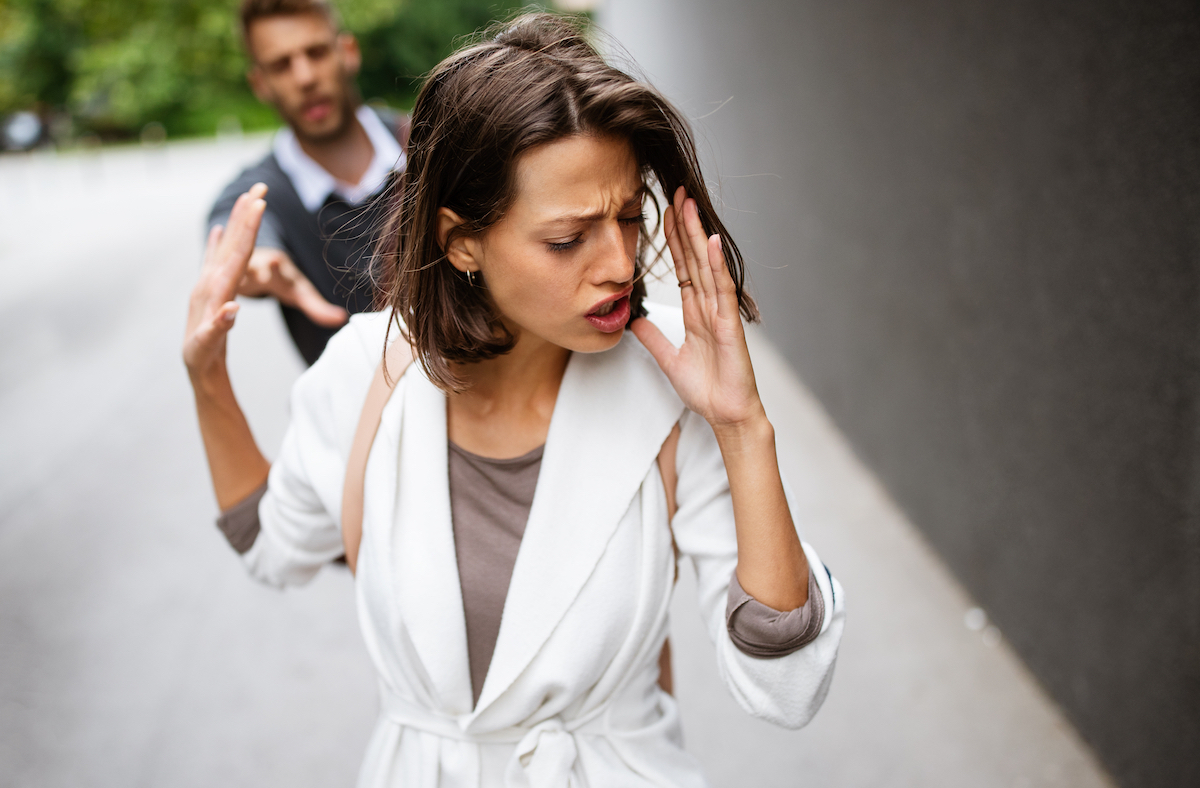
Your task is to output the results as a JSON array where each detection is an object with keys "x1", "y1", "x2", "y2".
[{"x1": 585, "y1": 294, "x2": 631, "y2": 333}]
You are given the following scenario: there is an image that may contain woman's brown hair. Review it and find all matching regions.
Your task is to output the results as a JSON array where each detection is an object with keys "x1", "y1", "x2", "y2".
[{"x1": 378, "y1": 11, "x2": 758, "y2": 392}]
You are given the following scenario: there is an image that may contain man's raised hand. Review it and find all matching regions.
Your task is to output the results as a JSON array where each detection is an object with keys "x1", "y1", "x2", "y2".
[{"x1": 238, "y1": 247, "x2": 348, "y2": 329}]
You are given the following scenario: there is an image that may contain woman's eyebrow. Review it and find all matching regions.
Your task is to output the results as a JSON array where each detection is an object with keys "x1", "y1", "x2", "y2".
[{"x1": 539, "y1": 190, "x2": 647, "y2": 226}]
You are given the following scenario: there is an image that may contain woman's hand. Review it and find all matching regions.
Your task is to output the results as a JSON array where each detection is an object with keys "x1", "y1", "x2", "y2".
[
  {"x1": 632, "y1": 187, "x2": 809, "y2": 611},
  {"x1": 182, "y1": 184, "x2": 272, "y2": 512},
  {"x1": 630, "y1": 186, "x2": 765, "y2": 435},
  {"x1": 183, "y1": 183, "x2": 268, "y2": 382}
]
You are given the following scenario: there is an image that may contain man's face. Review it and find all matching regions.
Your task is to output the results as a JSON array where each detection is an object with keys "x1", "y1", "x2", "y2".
[{"x1": 246, "y1": 13, "x2": 360, "y2": 144}]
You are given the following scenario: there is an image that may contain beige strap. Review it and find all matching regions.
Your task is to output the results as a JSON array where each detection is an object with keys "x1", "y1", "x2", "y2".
[
  {"x1": 656, "y1": 422, "x2": 681, "y2": 524},
  {"x1": 654, "y1": 421, "x2": 681, "y2": 695},
  {"x1": 341, "y1": 339, "x2": 415, "y2": 574}
]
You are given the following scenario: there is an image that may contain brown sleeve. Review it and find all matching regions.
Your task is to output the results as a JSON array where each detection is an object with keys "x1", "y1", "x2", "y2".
[
  {"x1": 215, "y1": 482, "x2": 266, "y2": 555},
  {"x1": 726, "y1": 568, "x2": 825, "y2": 658}
]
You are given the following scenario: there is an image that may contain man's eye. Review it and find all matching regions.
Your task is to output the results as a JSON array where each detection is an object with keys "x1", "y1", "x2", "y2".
[{"x1": 308, "y1": 45, "x2": 331, "y2": 59}]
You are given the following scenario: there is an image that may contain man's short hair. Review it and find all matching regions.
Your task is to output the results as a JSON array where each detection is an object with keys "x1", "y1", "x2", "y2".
[{"x1": 240, "y1": 0, "x2": 340, "y2": 52}]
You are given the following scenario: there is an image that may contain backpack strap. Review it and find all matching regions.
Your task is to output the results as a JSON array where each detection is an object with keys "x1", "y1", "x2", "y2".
[
  {"x1": 341, "y1": 338, "x2": 415, "y2": 574},
  {"x1": 656, "y1": 422, "x2": 681, "y2": 523},
  {"x1": 654, "y1": 421, "x2": 682, "y2": 695}
]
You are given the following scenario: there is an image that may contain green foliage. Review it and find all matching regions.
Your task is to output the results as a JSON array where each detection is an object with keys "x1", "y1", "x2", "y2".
[
  {"x1": 356, "y1": 0, "x2": 533, "y2": 105},
  {"x1": 0, "y1": 0, "x2": 551, "y2": 142}
]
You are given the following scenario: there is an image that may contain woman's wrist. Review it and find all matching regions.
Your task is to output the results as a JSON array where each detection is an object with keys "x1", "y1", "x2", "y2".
[
  {"x1": 710, "y1": 403, "x2": 773, "y2": 452},
  {"x1": 188, "y1": 359, "x2": 232, "y2": 398}
]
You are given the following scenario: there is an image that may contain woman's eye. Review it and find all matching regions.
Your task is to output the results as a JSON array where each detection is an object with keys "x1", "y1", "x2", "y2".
[
  {"x1": 618, "y1": 213, "x2": 646, "y2": 227},
  {"x1": 547, "y1": 238, "x2": 582, "y2": 252}
]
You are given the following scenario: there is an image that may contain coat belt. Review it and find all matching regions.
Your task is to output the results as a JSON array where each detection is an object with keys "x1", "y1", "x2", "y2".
[{"x1": 380, "y1": 686, "x2": 608, "y2": 788}]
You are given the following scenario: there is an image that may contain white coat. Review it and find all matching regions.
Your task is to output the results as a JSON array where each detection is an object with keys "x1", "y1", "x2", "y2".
[{"x1": 242, "y1": 303, "x2": 845, "y2": 787}]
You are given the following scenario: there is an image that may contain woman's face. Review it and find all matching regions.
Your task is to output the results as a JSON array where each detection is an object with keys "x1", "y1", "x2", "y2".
[{"x1": 468, "y1": 134, "x2": 644, "y2": 354}]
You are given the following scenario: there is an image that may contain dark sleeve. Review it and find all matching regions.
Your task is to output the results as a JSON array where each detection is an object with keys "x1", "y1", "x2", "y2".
[
  {"x1": 215, "y1": 483, "x2": 267, "y2": 554},
  {"x1": 725, "y1": 568, "x2": 825, "y2": 658}
]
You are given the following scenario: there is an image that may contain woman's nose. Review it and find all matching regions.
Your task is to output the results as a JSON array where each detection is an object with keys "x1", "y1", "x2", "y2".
[{"x1": 594, "y1": 221, "x2": 635, "y2": 284}]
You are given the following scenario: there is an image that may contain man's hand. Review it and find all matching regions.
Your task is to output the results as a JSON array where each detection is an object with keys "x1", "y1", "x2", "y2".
[{"x1": 239, "y1": 247, "x2": 349, "y2": 328}]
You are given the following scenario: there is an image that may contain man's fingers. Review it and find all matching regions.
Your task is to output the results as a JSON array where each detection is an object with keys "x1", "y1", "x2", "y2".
[{"x1": 290, "y1": 278, "x2": 349, "y2": 328}]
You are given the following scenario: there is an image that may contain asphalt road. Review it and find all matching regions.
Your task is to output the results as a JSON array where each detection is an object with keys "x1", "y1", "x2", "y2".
[{"x1": 0, "y1": 137, "x2": 1113, "y2": 787}]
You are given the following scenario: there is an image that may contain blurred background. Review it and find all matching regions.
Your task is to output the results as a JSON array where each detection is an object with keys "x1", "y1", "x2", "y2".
[
  {"x1": 0, "y1": 0, "x2": 535, "y2": 146},
  {"x1": 1, "y1": 1, "x2": 1196, "y2": 787}
]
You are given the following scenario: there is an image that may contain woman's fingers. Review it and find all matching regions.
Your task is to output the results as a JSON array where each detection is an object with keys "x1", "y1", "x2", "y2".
[
  {"x1": 629, "y1": 317, "x2": 678, "y2": 373},
  {"x1": 680, "y1": 194, "x2": 719, "y2": 299},
  {"x1": 671, "y1": 188, "x2": 702, "y2": 295},
  {"x1": 663, "y1": 205, "x2": 692, "y2": 295},
  {"x1": 209, "y1": 184, "x2": 268, "y2": 302},
  {"x1": 222, "y1": 184, "x2": 267, "y2": 266},
  {"x1": 202, "y1": 224, "x2": 224, "y2": 272},
  {"x1": 183, "y1": 301, "x2": 239, "y2": 372},
  {"x1": 706, "y1": 233, "x2": 735, "y2": 318}
]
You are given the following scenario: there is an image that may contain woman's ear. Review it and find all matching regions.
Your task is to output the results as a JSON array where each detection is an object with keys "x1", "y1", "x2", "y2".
[
  {"x1": 337, "y1": 33, "x2": 362, "y2": 76},
  {"x1": 437, "y1": 207, "x2": 480, "y2": 274}
]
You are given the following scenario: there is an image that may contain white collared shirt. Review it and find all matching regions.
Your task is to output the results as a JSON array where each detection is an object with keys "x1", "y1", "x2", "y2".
[{"x1": 273, "y1": 104, "x2": 405, "y2": 213}]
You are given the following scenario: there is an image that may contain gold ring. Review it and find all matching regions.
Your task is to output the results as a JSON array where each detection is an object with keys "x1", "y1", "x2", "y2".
[{"x1": 678, "y1": 279, "x2": 693, "y2": 288}]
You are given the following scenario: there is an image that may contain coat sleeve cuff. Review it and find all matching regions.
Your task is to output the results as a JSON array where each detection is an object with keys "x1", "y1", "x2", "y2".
[
  {"x1": 725, "y1": 568, "x2": 825, "y2": 658},
  {"x1": 215, "y1": 482, "x2": 267, "y2": 555}
]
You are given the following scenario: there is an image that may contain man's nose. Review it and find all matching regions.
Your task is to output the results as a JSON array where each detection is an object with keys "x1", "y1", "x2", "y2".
[{"x1": 292, "y1": 55, "x2": 317, "y2": 86}]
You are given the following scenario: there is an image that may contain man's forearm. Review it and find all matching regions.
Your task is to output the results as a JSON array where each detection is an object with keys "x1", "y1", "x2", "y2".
[{"x1": 191, "y1": 364, "x2": 270, "y2": 511}]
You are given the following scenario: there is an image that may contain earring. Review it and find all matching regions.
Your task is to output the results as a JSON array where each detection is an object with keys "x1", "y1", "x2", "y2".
[{"x1": 466, "y1": 269, "x2": 478, "y2": 287}]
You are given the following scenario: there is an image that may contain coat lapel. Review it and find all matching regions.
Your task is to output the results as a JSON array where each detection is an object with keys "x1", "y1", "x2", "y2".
[
  {"x1": 473, "y1": 327, "x2": 686, "y2": 716},
  {"x1": 387, "y1": 368, "x2": 475, "y2": 714}
]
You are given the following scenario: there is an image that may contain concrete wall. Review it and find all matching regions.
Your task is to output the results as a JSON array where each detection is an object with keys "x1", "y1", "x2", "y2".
[{"x1": 598, "y1": 1, "x2": 1200, "y2": 785}]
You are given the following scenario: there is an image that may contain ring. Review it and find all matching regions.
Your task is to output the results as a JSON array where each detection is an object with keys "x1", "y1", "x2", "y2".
[{"x1": 678, "y1": 279, "x2": 693, "y2": 288}]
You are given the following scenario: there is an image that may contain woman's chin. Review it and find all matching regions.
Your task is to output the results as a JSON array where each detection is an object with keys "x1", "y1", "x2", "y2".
[{"x1": 567, "y1": 327, "x2": 627, "y2": 354}]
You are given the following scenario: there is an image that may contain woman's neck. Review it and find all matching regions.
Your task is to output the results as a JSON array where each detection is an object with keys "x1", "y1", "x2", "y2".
[{"x1": 446, "y1": 333, "x2": 571, "y2": 459}]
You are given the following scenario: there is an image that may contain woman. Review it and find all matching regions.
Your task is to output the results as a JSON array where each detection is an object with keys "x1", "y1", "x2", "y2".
[{"x1": 184, "y1": 13, "x2": 844, "y2": 787}]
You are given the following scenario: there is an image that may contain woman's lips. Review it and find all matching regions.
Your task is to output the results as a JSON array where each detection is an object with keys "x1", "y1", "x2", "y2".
[{"x1": 585, "y1": 295, "x2": 631, "y2": 333}]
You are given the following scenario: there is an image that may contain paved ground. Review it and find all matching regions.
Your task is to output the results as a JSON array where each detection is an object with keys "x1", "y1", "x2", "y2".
[{"x1": 0, "y1": 138, "x2": 1114, "y2": 786}]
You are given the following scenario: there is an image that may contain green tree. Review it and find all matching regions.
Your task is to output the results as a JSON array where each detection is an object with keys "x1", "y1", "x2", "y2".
[{"x1": 0, "y1": 0, "x2": 551, "y2": 142}]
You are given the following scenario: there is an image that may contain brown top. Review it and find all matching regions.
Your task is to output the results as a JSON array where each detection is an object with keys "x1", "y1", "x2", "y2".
[
  {"x1": 447, "y1": 441, "x2": 543, "y2": 706},
  {"x1": 215, "y1": 448, "x2": 826, "y2": 703}
]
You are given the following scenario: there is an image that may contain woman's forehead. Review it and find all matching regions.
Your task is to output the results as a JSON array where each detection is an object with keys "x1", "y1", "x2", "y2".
[{"x1": 511, "y1": 135, "x2": 643, "y2": 223}]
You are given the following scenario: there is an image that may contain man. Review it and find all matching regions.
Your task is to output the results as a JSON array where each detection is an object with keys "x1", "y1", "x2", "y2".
[{"x1": 209, "y1": 0, "x2": 408, "y2": 365}]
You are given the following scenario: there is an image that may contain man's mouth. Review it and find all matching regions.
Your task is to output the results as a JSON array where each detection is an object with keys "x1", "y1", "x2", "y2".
[{"x1": 301, "y1": 99, "x2": 333, "y2": 123}]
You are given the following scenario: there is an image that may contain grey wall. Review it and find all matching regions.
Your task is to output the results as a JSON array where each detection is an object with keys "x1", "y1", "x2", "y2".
[{"x1": 598, "y1": 1, "x2": 1200, "y2": 785}]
